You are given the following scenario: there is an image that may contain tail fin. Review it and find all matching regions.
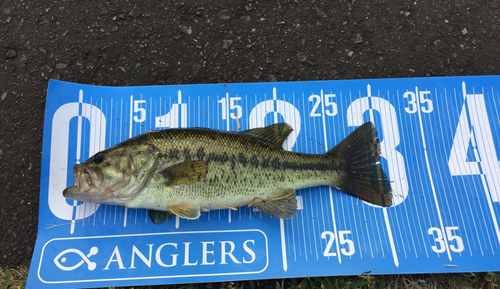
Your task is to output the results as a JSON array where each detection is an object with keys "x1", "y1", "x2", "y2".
[{"x1": 327, "y1": 122, "x2": 393, "y2": 207}]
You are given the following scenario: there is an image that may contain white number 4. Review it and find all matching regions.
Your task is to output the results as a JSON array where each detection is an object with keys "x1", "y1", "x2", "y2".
[{"x1": 448, "y1": 82, "x2": 500, "y2": 202}]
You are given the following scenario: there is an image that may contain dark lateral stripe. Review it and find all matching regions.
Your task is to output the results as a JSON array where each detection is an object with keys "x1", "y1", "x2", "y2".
[
  {"x1": 201, "y1": 151, "x2": 335, "y2": 172},
  {"x1": 261, "y1": 157, "x2": 270, "y2": 168},
  {"x1": 238, "y1": 153, "x2": 247, "y2": 167},
  {"x1": 169, "y1": 148, "x2": 180, "y2": 159},
  {"x1": 206, "y1": 152, "x2": 230, "y2": 164},
  {"x1": 164, "y1": 142, "x2": 336, "y2": 172},
  {"x1": 281, "y1": 160, "x2": 336, "y2": 171},
  {"x1": 183, "y1": 148, "x2": 192, "y2": 160},
  {"x1": 250, "y1": 155, "x2": 259, "y2": 167},
  {"x1": 197, "y1": 147, "x2": 205, "y2": 160},
  {"x1": 271, "y1": 158, "x2": 280, "y2": 170}
]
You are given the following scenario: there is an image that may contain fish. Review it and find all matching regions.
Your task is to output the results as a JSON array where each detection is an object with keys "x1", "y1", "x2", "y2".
[{"x1": 63, "y1": 122, "x2": 392, "y2": 224}]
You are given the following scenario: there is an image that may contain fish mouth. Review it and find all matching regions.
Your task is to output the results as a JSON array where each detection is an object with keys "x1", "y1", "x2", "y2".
[
  {"x1": 63, "y1": 163, "x2": 135, "y2": 204},
  {"x1": 63, "y1": 164, "x2": 106, "y2": 202},
  {"x1": 62, "y1": 186, "x2": 81, "y2": 199},
  {"x1": 80, "y1": 164, "x2": 103, "y2": 190}
]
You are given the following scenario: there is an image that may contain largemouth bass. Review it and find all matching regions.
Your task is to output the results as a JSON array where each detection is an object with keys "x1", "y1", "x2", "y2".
[{"x1": 63, "y1": 122, "x2": 392, "y2": 224}]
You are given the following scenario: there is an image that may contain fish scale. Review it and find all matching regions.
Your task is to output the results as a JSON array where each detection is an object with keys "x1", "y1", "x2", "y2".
[{"x1": 143, "y1": 134, "x2": 333, "y2": 206}]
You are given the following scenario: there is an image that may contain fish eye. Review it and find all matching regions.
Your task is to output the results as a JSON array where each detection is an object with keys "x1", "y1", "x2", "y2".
[{"x1": 94, "y1": 153, "x2": 105, "y2": 164}]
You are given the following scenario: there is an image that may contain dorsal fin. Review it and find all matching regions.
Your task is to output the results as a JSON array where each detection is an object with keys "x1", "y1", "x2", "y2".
[{"x1": 241, "y1": 123, "x2": 293, "y2": 148}]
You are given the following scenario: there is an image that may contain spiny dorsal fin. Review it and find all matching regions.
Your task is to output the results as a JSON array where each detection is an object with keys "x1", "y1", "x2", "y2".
[
  {"x1": 149, "y1": 210, "x2": 175, "y2": 224},
  {"x1": 169, "y1": 205, "x2": 201, "y2": 220},
  {"x1": 241, "y1": 123, "x2": 293, "y2": 149},
  {"x1": 159, "y1": 160, "x2": 208, "y2": 186},
  {"x1": 248, "y1": 189, "x2": 297, "y2": 219}
]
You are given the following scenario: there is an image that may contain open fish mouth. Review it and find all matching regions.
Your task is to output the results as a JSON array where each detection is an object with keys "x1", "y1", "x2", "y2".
[
  {"x1": 71, "y1": 164, "x2": 103, "y2": 192},
  {"x1": 83, "y1": 165, "x2": 103, "y2": 188},
  {"x1": 63, "y1": 164, "x2": 104, "y2": 202},
  {"x1": 63, "y1": 163, "x2": 135, "y2": 204}
]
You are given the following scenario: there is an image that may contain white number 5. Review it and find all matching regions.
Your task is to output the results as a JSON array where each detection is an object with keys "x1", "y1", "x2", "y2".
[{"x1": 133, "y1": 99, "x2": 146, "y2": 123}]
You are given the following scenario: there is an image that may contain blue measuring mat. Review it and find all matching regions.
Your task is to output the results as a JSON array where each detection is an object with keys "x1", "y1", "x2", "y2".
[{"x1": 27, "y1": 76, "x2": 500, "y2": 288}]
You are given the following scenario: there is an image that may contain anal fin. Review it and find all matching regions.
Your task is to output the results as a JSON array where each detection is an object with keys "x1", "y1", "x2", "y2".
[
  {"x1": 248, "y1": 189, "x2": 297, "y2": 219},
  {"x1": 217, "y1": 204, "x2": 238, "y2": 211}
]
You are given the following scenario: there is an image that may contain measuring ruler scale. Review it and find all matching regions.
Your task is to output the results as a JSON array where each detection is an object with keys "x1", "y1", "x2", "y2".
[{"x1": 27, "y1": 76, "x2": 500, "y2": 288}]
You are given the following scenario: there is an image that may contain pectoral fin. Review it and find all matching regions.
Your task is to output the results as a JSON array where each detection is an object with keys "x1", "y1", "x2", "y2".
[
  {"x1": 159, "y1": 160, "x2": 208, "y2": 186},
  {"x1": 169, "y1": 205, "x2": 201, "y2": 220},
  {"x1": 149, "y1": 210, "x2": 175, "y2": 224},
  {"x1": 248, "y1": 189, "x2": 297, "y2": 219}
]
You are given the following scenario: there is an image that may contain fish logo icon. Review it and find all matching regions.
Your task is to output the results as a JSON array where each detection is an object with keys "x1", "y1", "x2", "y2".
[{"x1": 53, "y1": 247, "x2": 99, "y2": 271}]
